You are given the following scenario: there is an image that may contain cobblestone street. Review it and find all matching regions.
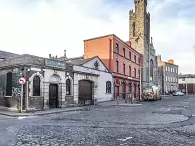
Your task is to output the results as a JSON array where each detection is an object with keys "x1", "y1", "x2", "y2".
[{"x1": 1, "y1": 95, "x2": 195, "y2": 146}]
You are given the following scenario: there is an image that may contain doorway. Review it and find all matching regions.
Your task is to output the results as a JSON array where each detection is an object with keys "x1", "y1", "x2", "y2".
[
  {"x1": 49, "y1": 84, "x2": 58, "y2": 108},
  {"x1": 78, "y1": 80, "x2": 93, "y2": 105}
]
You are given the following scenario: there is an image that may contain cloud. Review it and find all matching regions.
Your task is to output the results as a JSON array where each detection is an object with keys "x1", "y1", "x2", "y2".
[{"x1": 0, "y1": 0, "x2": 194, "y2": 73}]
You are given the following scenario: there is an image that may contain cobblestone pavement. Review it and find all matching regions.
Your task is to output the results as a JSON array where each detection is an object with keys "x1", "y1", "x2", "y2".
[{"x1": 1, "y1": 95, "x2": 195, "y2": 145}]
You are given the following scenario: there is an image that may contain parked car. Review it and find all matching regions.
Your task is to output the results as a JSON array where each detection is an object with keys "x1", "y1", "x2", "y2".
[{"x1": 173, "y1": 91, "x2": 184, "y2": 96}]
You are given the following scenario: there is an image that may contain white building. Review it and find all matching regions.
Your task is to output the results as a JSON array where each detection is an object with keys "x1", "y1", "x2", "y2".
[{"x1": 68, "y1": 56, "x2": 113, "y2": 104}]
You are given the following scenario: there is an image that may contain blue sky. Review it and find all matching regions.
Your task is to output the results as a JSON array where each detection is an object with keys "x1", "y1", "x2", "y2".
[{"x1": 0, "y1": 0, "x2": 194, "y2": 74}]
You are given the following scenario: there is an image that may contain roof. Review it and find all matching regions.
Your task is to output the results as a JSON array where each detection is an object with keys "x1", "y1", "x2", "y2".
[
  {"x1": 83, "y1": 34, "x2": 142, "y2": 56},
  {"x1": 66, "y1": 56, "x2": 96, "y2": 66},
  {"x1": 179, "y1": 74, "x2": 195, "y2": 78},
  {"x1": 164, "y1": 61, "x2": 179, "y2": 67},
  {"x1": 0, "y1": 50, "x2": 20, "y2": 60}
]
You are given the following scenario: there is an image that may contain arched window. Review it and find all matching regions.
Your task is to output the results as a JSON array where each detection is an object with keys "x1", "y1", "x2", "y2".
[
  {"x1": 106, "y1": 81, "x2": 111, "y2": 93},
  {"x1": 33, "y1": 76, "x2": 40, "y2": 96},
  {"x1": 66, "y1": 79, "x2": 71, "y2": 95},
  {"x1": 150, "y1": 59, "x2": 154, "y2": 81},
  {"x1": 132, "y1": 22, "x2": 135, "y2": 37}
]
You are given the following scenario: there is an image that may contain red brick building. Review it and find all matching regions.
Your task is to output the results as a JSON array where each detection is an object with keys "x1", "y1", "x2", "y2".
[{"x1": 84, "y1": 34, "x2": 142, "y2": 100}]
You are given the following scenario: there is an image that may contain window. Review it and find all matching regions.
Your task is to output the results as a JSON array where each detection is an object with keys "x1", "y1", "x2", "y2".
[
  {"x1": 166, "y1": 66, "x2": 168, "y2": 71},
  {"x1": 6, "y1": 72, "x2": 12, "y2": 96},
  {"x1": 123, "y1": 63, "x2": 125, "y2": 75},
  {"x1": 134, "y1": 55, "x2": 136, "y2": 63},
  {"x1": 116, "y1": 61, "x2": 119, "y2": 73},
  {"x1": 106, "y1": 81, "x2": 111, "y2": 93},
  {"x1": 116, "y1": 43, "x2": 119, "y2": 53},
  {"x1": 129, "y1": 66, "x2": 131, "y2": 76},
  {"x1": 138, "y1": 57, "x2": 140, "y2": 65},
  {"x1": 166, "y1": 76, "x2": 167, "y2": 81},
  {"x1": 128, "y1": 85, "x2": 132, "y2": 93},
  {"x1": 33, "y1": 76, "x2": 41, "y2": 96},
  {"x1": 138, "y1": 70, "x2": 140, "y2": 78},
  {"x1": 134, "y1": 68, "x2": 136, "y2": 78},
  {"x1": 132, "y1": 22, "x2": 135, "y2": 37},
  {"x1": 129, "y1": 52, "x2": 131, "y2": 61},
  {"x1": 123, "y1": 48, "x2": 125, "y2": 57},
  {"x1": 66, "y1": 79, "x2": 71, "y2": 95}
]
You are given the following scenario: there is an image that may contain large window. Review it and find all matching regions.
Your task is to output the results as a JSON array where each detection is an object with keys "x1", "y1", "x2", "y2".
[
  {"x1": 106, "y1": 81, "x2": 111, "y2": 93},
  {"x1": 138, "y1": 70, "x2": 140, "y2": 78},
  {"x1": 129, "y1": 52, "x2": 131, "y2": 61},
  {"x1": 116, "y1": 61, "x2": 119, "y2": 73},
  {"x1": 134, "y1": 68, "x2": 136, "y2": 78},
  {"x1": 116, "y1": 43, "x2": 119, "y2": 54},
  {"x1": 33, "y1": 76, "x2": 41, "y2": 96},
  {"x1": 123, "y1": 48, "x2": 125, "y2": 57},
  {"x1": 6, "y1": 72, "x2": 12, "y2": 96},
  {"x1": 134, "y1": 55, "x2": 136, "y2": 63},
  {"x1": 129, "y1": 66, "x2": 131, "y2": 76},
  {"x1": 123, "y1": 63, "x2": 125, "y2": 75},
  {"x1": 66, "y1": 79, "x2": 71, "y2": 95}
]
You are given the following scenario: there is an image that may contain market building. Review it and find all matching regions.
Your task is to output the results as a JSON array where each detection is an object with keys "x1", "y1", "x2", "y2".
[{"x1": 0, "y1": 54, "x2": 73, "y2": 111}]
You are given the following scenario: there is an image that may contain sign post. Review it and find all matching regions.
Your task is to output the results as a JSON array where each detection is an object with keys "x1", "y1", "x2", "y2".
[{"x1": 18, "y1": 77, "x2": 26, "y2": 113}]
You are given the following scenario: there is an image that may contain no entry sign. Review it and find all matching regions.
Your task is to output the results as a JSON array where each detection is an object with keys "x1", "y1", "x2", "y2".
[{"x1": 18, "y1": 77, "x2": 26, "y2": 85}]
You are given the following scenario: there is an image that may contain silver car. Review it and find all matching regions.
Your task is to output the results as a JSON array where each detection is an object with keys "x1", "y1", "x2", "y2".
[{"x1": 173, "y1": 91, "x2": 184, "y2": 96}]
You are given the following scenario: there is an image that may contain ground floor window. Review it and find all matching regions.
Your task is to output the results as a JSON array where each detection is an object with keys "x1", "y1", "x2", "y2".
[{"x1": 6, "y1": 72, "x2": 12, "y2": 96}]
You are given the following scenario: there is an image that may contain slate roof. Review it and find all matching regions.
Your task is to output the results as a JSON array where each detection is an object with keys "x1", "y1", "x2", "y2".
[
  {"x1": 0, "y1": 50, "x2": 20, "y2": 60},
  {"x1": 67, "y1": 56, "x2": 96, "y2": 66}
]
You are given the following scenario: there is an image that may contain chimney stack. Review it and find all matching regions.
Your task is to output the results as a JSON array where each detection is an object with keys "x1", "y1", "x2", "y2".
[{"x1": 49, "y1": 54, "x2": 51, "y2": 58}]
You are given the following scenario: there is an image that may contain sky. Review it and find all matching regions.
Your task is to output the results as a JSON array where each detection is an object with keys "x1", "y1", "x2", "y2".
[{"x1": 0, "y1": 0, "x2": 194, "y2": 74}]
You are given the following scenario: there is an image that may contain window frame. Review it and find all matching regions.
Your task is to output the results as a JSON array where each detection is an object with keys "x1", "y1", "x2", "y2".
[
  {"x1": 66, "y1": 79, "x2": 71, "y2": 95},
  {"x1": 33, "y1": 75, "x2": 41, "y2": 96},
  {"x1": 106, "y1": 81, "x2": 111, "y2": 93},
  {"x1": 129, "y1": 66, "x2": 131, "y2": 76},
  {"x1": 123, "y1": 63, "x2": 125, "y2": 75},
  {"x1": 134, "y1": 68, "x2": 136, "y2": 78},
  {"x1": 134, "y1": 55, "x2": 136, "y2": 63},
  {"x1": 129, "y1": 52, "x2": 131, "y2": 61},
  {"x1": 115, "y1": 43, "x2": 119, "y2": 54},
  {"x1": 123, "y1": 48, "x2": 125, "y2": 57},
  {"x1": 6, "y1": 72, "x2": 12, "y2": 96},
  {"x1": 116, "y1": 60, "x2": 119, "y2": 73}
]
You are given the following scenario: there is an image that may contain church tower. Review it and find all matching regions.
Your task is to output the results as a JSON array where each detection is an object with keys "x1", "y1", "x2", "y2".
[{"x1": 129, "y1": 0, "x2": 151, "y2": 86}]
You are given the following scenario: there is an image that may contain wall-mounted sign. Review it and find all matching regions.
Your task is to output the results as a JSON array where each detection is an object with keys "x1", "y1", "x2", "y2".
[{"x1": 45, "y1": 59, "x2": 66, "y2": 69}]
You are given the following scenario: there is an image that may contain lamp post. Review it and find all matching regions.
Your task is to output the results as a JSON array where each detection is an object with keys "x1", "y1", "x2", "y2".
[{"x1": 186, "y1": 75, "x2": 188, "y2": 95}]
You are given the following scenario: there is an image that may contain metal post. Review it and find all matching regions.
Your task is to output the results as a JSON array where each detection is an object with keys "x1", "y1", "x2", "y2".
[
  {"x1": 20, "y1": 85, "x2": 23, "y2": 113},
  {"x1": 186, "y1": 75, "x2": 188, "y2": 95},
  {"x1": 139, "y1": 65, "x2": 142, "y2": 101},
  {"x1": 26, "y1": 81, "x2": 29, "y2": 111}
]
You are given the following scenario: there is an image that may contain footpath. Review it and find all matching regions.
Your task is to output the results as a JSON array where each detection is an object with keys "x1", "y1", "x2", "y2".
[
  {"x1": 0, "y1": 106, "x2": 87, "y2": 117},
  {"x1": 0, "y1": 100, "x2": 143, "y2": 117}
]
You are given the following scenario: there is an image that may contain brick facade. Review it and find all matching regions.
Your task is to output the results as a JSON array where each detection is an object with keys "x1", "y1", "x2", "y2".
[{"x1": 84, "y1": 34, "x2": 142, "y2": 100}]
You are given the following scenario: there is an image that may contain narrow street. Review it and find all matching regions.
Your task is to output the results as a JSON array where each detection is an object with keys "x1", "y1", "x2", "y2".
[{"x1": 1, "y1": 95, "x2": 195, "y2": 146}]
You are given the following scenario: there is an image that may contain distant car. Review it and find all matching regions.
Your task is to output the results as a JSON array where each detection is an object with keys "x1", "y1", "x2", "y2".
[{"x1": 173, "y1": 91, "x2": 184, "y2": 96}]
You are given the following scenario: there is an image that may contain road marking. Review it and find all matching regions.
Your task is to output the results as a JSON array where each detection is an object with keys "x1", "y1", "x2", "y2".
[{"x1": 117, "y1": 137, "x2": 132, "y2": 142}]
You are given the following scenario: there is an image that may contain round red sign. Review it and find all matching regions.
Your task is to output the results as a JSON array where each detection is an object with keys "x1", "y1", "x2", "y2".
[{"x1": 18, "y1": 77, "x2": 26, "y2": 85}]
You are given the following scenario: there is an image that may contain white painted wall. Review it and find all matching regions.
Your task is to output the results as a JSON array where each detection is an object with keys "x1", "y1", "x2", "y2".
[
  {"x1": 73, "y1": 72, "x2": 98, "y2": 104},
  {"x1": 73, "y1": 65, "x2": 113, "y2": 102},
  {"x1": 82, "y1": 57, "x2": 108, "y2": 72},
  {"x1": 43, "y1": 68, "x2": 66, "y2": 108}
]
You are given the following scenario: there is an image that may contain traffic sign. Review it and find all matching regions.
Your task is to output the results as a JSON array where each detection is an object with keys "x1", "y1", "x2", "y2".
[{"x1": 18, "y1": 77, "x2": 26, "y2": 85}]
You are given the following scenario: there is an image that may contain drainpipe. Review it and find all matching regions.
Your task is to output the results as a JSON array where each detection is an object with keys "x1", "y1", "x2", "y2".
[{"x1": 109, "y1": 39, "x2": 112, "y2": 71}]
